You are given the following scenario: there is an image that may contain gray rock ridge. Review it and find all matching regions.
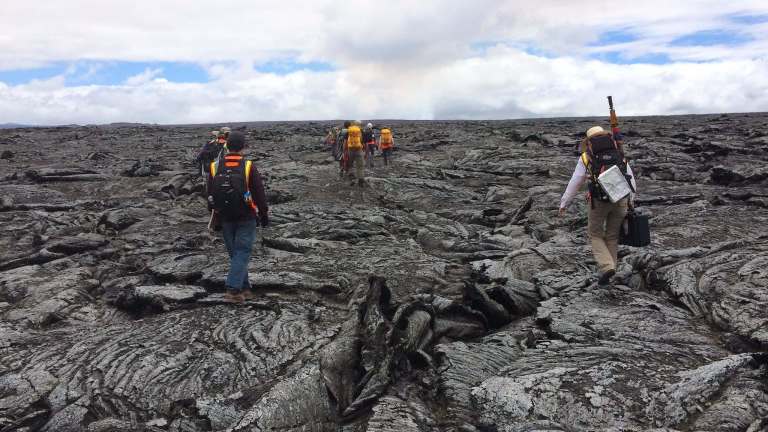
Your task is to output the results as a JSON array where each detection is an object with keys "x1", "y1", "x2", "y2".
[{"x1": 1, "y1": 115, "x2": 767, "y2": 431}]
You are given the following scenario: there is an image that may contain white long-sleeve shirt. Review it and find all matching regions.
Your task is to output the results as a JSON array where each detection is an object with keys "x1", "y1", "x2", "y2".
[{"x1": 559, "y1": 158, "x2": 636, "y2": 209}]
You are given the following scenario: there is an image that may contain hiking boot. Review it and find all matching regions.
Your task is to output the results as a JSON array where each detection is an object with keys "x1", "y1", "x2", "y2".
[
  {"x1": 598, "y1": 269, "x2": 616, "y2": 286},
  {"x1": 242, "y1": 290, "x2": 254, "y2": 300},
  {"x1": 224, "y1": 290, "x2": 245, "y2": 303}
]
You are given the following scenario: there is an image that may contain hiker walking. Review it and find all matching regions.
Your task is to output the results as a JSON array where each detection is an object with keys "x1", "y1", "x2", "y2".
[
  {"x1": 325, "y1": 126, "x2": 340, "y2": 149},
  {"x1": 196, "y1": 130, "x2": 225, "y2": 177},
  {"x1": 208, "y1": 130, "x2": 219, "y2": 145},
  {"x1": 207, "y1": 131, "x2": 269, "y2": 302},
  {"x1": 378, "y1": 126, "x2": 394, "y2": 166},
  {"x1": 558, "y1": 126, "x2": 636, "y2": 285},
  {"x1": 337, "y1": 121, "x2": 351, "y2": 178},
  {"x1": 363, "y1": 123, "x2": 377, "y2": 168},
  {"x1": 346, "y1": 121, "x2": 365, "y2": 186}
]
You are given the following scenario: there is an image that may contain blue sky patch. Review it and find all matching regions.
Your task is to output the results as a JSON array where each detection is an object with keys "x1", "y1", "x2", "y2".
[
  {"x1": 0, "y1": 61, "x2": 210, "y2": 86},
  {"x1": 729, "y1": 14, "x2": 768, "y2": 25},
  {"x1": 589, "y1": 30, "x2": 638, "y2": 46},
  {"x1": 521, "y1": 45, "x2": 557, "y2": 59},
  {"x1": 470, "y1": 40, "x2": 502, "y2": 53},
  {"x1": 0, "y1": 59, "x2": 336, "y2": 85},
  {"x1": 112, "y1": 62, "x2": 209, "y2": 84},
  {"x1": 591, "y1": 51, "x2": 671, "y2": 65},
  {"x1": 0, "y1": 64, "x2": 67, "y2": 85},
  {"x1": 255, "y1": 59, "x2": 335, "y2": 75},
  {"x1": 470, "y1": 41, "x2": 557, "y2": 58},
  {"x1": 670, "y1": 29, "x2": 754, "y2": 46}
]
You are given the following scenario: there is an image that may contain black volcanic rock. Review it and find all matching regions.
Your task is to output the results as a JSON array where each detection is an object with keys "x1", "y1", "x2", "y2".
[
  {"x1": 0, "y1": 114, "x2": 767, "y2": 431},
  {"x1": 711, "y1": 165, "x2": 746, "y2": 185},
  {"x1": 123, "y1": 159, "x2": 166, "y2": 177}
]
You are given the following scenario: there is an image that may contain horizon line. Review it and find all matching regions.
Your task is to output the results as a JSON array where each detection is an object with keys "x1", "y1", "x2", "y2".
[{"x1": 2, "y1": 111, "x2": 765, "y2": 129}]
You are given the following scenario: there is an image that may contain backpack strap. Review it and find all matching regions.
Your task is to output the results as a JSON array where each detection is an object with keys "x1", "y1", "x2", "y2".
[
  {"x1": 210, "y1": 160, "x2": 217, "y2": 177},
  {"x1": 245, "y1": 160, "x2": 251, "y2": 191},
  {"x1": 580, "y1": 152, "x2": 595, "y2": 180},
  {"x1": 244, "y1": 160, "x2": 258, "y2": 214},
  {"x1": 582, "y1": 152, "x2": 598, "y2": 209}
]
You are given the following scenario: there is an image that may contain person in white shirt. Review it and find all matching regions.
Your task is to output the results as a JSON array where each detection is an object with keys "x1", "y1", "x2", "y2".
[{"x1": 559, "y1": 126, "x2": 637, "y2": 285}]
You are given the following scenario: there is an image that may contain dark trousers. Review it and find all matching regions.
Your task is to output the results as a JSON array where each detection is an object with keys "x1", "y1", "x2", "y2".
[
  {"x1": 365, "y1": 143, "x2": 377, "y2": 167},
  {"x1": 382, "y1": 148, "x2": 392, "y2": 165},
  {"x1": 221, "y1": 218, "x2": 258, "y2": 291}
]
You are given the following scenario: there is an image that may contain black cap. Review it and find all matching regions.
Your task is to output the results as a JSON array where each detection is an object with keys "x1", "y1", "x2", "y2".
[{"x1": 227, "y1": 131, "x2": 246, "y2": 151}]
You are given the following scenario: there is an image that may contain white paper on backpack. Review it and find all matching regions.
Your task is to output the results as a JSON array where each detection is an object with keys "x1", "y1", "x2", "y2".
[{"x1": 597, "y1": 165, "x2": 631, "y2": 203}]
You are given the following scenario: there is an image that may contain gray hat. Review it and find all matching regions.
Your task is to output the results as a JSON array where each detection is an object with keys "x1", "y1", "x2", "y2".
[{"x1": 220, "y1": 126, "x2": 231, "y2": 134}]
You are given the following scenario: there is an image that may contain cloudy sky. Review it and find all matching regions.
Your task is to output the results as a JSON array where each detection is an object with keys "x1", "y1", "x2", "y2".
[{"x1": 1, "y1": 0, "x2": 767, "y2": 125}]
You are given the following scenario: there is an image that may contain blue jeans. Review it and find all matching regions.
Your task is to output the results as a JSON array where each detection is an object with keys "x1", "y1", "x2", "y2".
[{"x1": 221, "y1": 218, "x2": 258, "y2": 291}]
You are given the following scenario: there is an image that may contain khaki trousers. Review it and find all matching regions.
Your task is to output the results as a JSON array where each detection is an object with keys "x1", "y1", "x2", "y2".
[
  {"x1": 349, "y1": 149, "x2": 365, "y2": 181},
  {"x1": 588, "y1": 198, "x2": 628, "y2": 273}
]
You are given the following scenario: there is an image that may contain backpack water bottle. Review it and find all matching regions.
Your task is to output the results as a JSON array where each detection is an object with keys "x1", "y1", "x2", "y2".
[{"x1": 244, "y1": 191, "x2": 253, "y2": 208}]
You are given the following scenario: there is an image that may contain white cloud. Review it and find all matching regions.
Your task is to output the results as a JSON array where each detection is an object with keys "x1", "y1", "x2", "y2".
[
  {"x1": 427, "y1": 48, "x2": 768, "y2": 118},
  {"x1": 2, "y1": 0, "x2": 766, "y2": 68},
  {"x1": 124, "y1": 68, "x2": 163, "y2": 86},
  {"x1": 1, "y1": 1, "x2": 767, "y2": 123},
  {"x1": 1, "y1": 47, "x2": 767, "y2": 125}
]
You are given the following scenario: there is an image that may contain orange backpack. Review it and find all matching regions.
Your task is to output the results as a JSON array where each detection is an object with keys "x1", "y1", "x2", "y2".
[
  {"x1": 347, "y1": 125, "x2": 363, "y2": 150},
  {"x1": 380, "y1": 128, "x2": 393, "y2": 149}
]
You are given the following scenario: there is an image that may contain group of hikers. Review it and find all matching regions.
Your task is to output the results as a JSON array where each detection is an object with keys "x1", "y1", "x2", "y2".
[
  {"x1": 324, "y1": 120, "x2": 395, "y2": 186},
  {"x1": 191, "y1": 121, "x2": 396, "y2": 301},
  {"x1": 193, "y1": 112, "x2": 640, "y2": 301}
]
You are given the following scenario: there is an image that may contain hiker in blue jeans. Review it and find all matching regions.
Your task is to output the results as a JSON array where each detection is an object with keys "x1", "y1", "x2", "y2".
[
  {"x1": 207, "y1": 131, "x2": 269, "y2": 302},
  {"x1": 221, "y1": 218, "x2": 259, "y2": 296}
]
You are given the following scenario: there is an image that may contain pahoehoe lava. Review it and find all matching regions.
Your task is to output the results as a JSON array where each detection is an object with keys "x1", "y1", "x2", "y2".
[{"x1": 1, "y1": 114, "x2": 767, "y2": 431}]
